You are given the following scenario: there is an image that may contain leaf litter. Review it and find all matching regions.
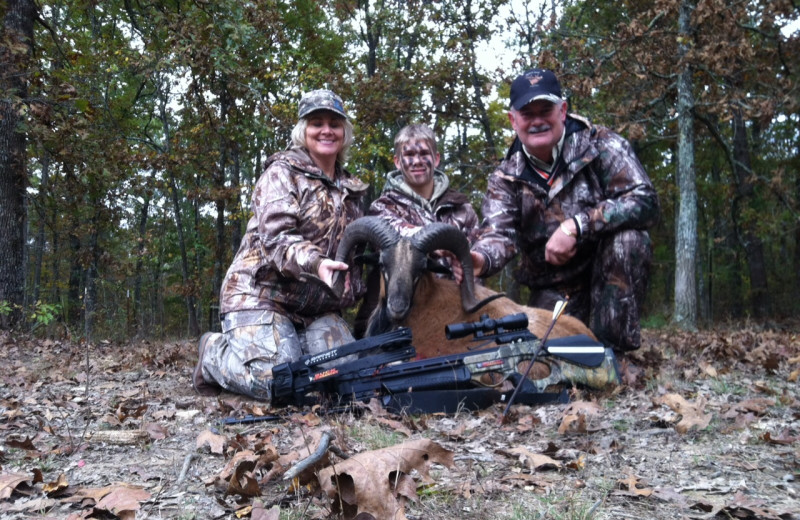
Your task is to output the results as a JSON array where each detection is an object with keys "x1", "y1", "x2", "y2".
[{"x1": 0, "y1": 325, "x2": 798, "y2": 519}]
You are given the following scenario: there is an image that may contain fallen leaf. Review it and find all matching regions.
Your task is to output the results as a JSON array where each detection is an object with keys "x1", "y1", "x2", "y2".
[
  {"x1": 318, "y1": 439, "x2": 453, "y2": 520},
  {"x1": 250, "y1": 500, "x2": 280, "y2": 520},
  {"x1": 507, "y1": 446, "x2": 562, "y2": 471},
  {"x1": 42, "y1": 473, "x2": 69, "y2": 495},
  {"x1": 760, "y1": 430, "x2": 798, "y2": 445},
  {"x1": 228, "y1": 458, "x2": 260, "y2": 497},
  {"x1": 145, "y1": 422, "x2": 170, "y2": 440},
  {"x1": 196, "y1": 429, "x2": 226, "y2": 454},
  {"x1": 698, "y1": 360, "x2": 718, "y2": 378},
  {"x1": 374, "y1": 417, "x2": 413, "y2": 437},
  {"x1": 657, "y1": 393, "x2": 712, "y2": 433},
  {"x1": 734, "y1": 397, "x2": 774, "y2": 415},
  {"x1": 0, "y1": 472, "x2": 33, "y2": 499},
  {"x1": 94, "y1": 485, "x2": 151, "y2": 520},
  {"x1": 5, "y1": 436, "x2": 37, "y2": 451},
  {"x1": 616, "y1": 474, "x2": 653, "y2": 497}
]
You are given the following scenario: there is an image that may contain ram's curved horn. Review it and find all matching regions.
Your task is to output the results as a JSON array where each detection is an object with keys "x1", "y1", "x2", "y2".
[
  {"x1": 331, "y1": 217, "x2": 400, "y2": 297},
  {"x1": 411, "y1": 223, "x2": 501, "y2": 313}
]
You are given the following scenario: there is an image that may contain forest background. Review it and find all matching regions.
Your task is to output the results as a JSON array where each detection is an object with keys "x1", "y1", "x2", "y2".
[{"x1": 1, "y1": 0, "x2": 798, "y2": 341}]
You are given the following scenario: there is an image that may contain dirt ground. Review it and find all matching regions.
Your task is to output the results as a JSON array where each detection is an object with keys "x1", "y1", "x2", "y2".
[{"x1": 0, "y1": 324, "x2": 798, "y2": 520}]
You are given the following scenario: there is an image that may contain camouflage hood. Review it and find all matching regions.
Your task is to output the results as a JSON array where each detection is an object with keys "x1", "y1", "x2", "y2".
[{"x1": 382, "y1": 168, "x2": 450, "y2": 213}]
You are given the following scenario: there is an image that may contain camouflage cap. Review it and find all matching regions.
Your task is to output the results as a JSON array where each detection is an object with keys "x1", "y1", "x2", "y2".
[{"x1": 298, "y1": 89, "x2": 349, "y2": 119}]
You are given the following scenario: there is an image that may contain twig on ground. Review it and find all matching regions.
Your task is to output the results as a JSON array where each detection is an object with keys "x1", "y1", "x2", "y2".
[
  {"x1": 177, "y1": 452, "x2": 196, "y2": 484},
  {"x1": 284, "y1": 431, "x2": 336, "y2": 481}
]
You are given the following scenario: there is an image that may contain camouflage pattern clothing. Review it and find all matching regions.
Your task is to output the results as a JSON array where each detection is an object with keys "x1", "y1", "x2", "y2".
[
  {"x1": 368, "y1": 169, "x2": 479, "y2": 242},
  {"x1": 472, "y1": 115, "x2": 659, "y2": 352},
  {"x1": 198, "y1": 311, "x2": 355, "y2": 400},
  {"x1": 199, "y1": 146, "x2": 368, "y2": 401},
  {"x1": 219, "y1": 146, "x2": 368, "y2": 325}
]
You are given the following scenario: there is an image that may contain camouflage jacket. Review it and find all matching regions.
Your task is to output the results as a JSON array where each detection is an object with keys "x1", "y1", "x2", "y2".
[
  {"x1": 219, "y1": 147, "x2": 368, "y2": 326},
  {"x1": 472, "y1": 114, "x2": 659, "y2": 289},
  {"x1": 368, "y1": 169, "x2": 479, "y2": 241}
]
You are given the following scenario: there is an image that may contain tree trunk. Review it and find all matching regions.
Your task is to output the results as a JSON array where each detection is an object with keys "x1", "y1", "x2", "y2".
[
  {"x1": 84, "y1": 212, "x2": 100, "y2": 340},
  {"x1": 32, "y1": 150, "x2": 50, "y2": 305},
  {"x1": 730, "y1": 108, "x2": 770, "y2": 319},
  {"x1": 0, "y1": 0, "x2": 35, "y2": 330},
  {"x1": 795, "y1": 160, "x2": 800, "y2": 310},
  {"x1": 230, "y1": 141, "x2": 242, "y2": 256},
  {"x1": 133, "y1": 174, "x2": 153, "y2": 338},
  {"x1": 673, "y1": 0, "x2": 697, "y2": 330},
  {"x1": 159, "y1": 91, "x2": 200, "y2": 337}
]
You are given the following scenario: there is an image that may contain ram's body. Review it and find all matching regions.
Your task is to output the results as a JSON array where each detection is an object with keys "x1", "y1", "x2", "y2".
[
  {"x1": 335, "y1": 218, "x2": 596, "y2": 358},
  {"x1": 380, "y1": 274, "x2": 594, "y2": 357}
]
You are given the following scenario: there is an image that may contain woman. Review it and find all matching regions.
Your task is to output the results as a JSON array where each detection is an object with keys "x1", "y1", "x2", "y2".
[{"x1": 193, "y1": 89, "x2": 368, "y2": 401}]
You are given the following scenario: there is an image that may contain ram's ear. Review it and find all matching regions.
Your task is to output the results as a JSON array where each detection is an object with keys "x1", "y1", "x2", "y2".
[{"x1": 355, "y1": 252, "x2": 379, "y2": 266}]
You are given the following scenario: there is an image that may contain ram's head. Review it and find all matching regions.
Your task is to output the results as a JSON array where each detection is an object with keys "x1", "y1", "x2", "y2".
[{"x1": 332, "y1": 217, "x2": 494, "y2": 326}]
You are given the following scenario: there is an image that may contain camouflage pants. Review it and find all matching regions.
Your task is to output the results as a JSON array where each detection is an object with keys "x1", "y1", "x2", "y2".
[
  {"x1": 199, "y1": 310, "x2": 354, "y2": 401},
  {"x1": 527, "y1": 229, "x2": 652, "y2": 352}
]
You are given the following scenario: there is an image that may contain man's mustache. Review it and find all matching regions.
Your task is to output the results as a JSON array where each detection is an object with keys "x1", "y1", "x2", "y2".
[{"x1": 527, "y1": 124, "x2": 551, "y2": 134}]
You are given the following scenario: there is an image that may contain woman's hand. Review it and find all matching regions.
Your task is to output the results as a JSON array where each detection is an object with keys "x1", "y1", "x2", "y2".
[{"x1": 317, "y1": 259, "x2": 349, "y2": 288}]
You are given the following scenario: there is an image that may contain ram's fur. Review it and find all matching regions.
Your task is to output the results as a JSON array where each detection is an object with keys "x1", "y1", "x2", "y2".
[{"x1": 333, "y1": 217, "x2": 595, "y2": 358}]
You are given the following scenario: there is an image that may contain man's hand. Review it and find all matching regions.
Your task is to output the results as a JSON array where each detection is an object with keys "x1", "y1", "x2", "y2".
[
  {"x1": 545, "y1": 221, "x2": 577, "y2": 266},
  {"x1": 318, "y1": 259, "x2": 349, "y2": 288}
]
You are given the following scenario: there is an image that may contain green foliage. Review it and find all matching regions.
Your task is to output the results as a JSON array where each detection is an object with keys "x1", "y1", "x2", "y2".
[{"x1": 30, "y1": 302, "x2": 61, "y2": 327}]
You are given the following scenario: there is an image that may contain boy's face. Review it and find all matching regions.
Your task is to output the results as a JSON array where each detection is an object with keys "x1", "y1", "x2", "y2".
[{"x1": 394, "y1": 139, "x2": 440, "y2": 197}]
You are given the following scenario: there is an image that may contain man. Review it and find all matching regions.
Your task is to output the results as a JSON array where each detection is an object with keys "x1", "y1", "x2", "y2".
[
  {"x1": 368, "y1": 123, "x2": 478, "y2": 239},
  {"x1": 470, "y1": 69, "x2": 659, "y2": 353}
]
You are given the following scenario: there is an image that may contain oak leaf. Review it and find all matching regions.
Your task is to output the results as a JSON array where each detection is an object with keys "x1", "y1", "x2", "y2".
[
  {"x1": 94, "y1": 486, "x2": 151, "y2": 520},
  {"x1": 0, "y1": 472, "x2": 33, "y2": 500},
  {"x1": 507, "y1": 446, "x2": 562, "y2": 471},
  {"x1": 615, "y1": 475, "x2": 653, "y2": 497},
  {"x1": 318, "y1": 439, "x2": 453, "y2": 520},
  {"x1": 658, "y1": 393, "x2": 712, "y2": 434},
  {"x1": 196, "y1": 429, "x2": 226, "y2": 454}
]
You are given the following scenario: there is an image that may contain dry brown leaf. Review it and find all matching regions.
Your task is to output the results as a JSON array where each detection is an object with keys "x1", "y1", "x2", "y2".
[
  {"x1": 616, "y1": 475, "x2": 653, "y2": 497},
  {"x1": 144, "y1": 422, "x2": 169, "y2": 440},
  {"x1": 760, "y1": 430, "x2": 798, "y2": 445},
  {"x1": 698, "y1": 360, "x2": 718, "y2": 378},
  {"x1": 228, "y1": 458, "x2": 260, "y2": 497},
  {"x1": 0, "y1": 472, "x2": 33, "y2": 500},
  {"x1": 94, "y1": 485, "x2": 151, "y2": 520},
  {"x1": 734, "y1": 397, "x2": 774, "y2": 415},
  {"x1": 218, "y1": 450, "x2": 260, "y2": 481},
  {"x1": 657, "y1": 393, "x2": 712, "y2": 433},
  {"x1": 374, "y1": 417, "x2": 413, "y2": 437},
  {"x1": 250, "y1": 500, "x2": 280, "y2": 520},
  {"x1": 318, "y1": 438, "x2": 453, "y2": 520},
  {"x1": 42, "y1": 473, "x2": 69, "y2": 496},
  {"x1": 5, "y1": 435, "x2": 38, "y2": 451},
  {"x1": 507, "y1": 446, "x2": 562, "y2": 471},
  {"x1": 557, "y1": 401, "x2": 600, "y2": 435},
  {"x1": 196, "y1": 429, "x2": 226, "y2": 454},
  {"x1": 61, "y1": 485, "x2": 116, "y2": 504}
]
